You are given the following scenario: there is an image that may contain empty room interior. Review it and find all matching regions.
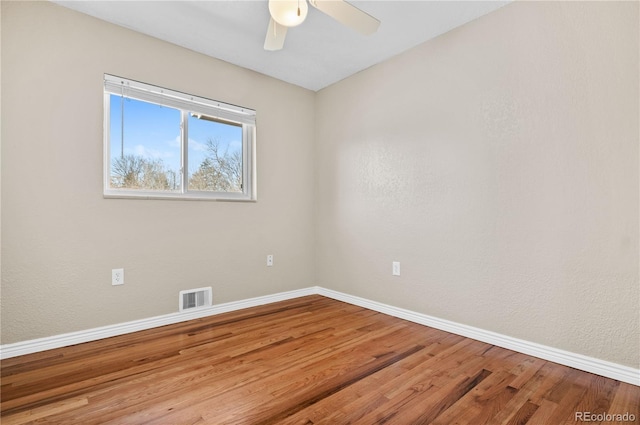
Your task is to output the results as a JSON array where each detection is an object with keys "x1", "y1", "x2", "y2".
[{"x1": 1, "y1": 0, "x2": 639, "y2": 424}]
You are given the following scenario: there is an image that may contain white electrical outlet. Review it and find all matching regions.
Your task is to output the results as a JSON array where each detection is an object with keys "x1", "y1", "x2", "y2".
[
  {"x1": 267, "y1": 255, "x2": 274, "y2": 267},
  {"x1": 392, "y1": 262, "x2": 400, "y2": 276},
  {"x1": 112, "y1": 268, "x2": 124, "y2": 285}
]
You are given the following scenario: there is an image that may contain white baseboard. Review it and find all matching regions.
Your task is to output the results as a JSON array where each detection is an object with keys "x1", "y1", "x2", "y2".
[
  {"x1": 1, "y1": 285, "x2": 638, "y2": 386},
  {"x1": 0, "y1": 287, "x2": 316, "y2": 360},
  {"x1": 316, "y1": 287, "x2": 640, "y2": 387}
]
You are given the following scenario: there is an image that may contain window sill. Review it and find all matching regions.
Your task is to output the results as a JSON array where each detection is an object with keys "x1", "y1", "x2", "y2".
[{"x1": 103, "y1": 190, "x2": 256, "y2": 202}]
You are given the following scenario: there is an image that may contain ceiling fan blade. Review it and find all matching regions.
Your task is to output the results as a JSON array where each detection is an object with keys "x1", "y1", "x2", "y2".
[
  {"x1": 264, "y1": 17, "x2": 288, "y2": 51},
  {"x1": 308, "y1": 0, "x2": 380, "y2": 35}
]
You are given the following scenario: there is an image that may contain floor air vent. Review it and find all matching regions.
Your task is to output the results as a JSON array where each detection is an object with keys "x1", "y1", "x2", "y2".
[{"x1": 179, "y1": 287, "x2": 212, "y2": 312}]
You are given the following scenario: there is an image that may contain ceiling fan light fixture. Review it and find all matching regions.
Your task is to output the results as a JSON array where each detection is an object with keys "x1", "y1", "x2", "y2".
[{"x1": 269, "y1": 0, "x2": 308, "y2": 27}]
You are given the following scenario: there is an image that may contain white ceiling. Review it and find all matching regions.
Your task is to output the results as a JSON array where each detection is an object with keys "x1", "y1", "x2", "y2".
[{"x1": 52, "y1": 0, "x2": 510, "y2": 92}]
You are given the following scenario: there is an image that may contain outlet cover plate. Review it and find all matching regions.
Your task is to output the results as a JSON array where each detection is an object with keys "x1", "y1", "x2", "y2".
[
  {"x1": 112, "y1": 268, "x2": 124, "y2": 285},
  {"x1": 392, "y1": 262, "x2": 400, "y2": 276}
]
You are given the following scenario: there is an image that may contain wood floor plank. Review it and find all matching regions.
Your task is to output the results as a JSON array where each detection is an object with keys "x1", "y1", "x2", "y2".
[
  {"x1": 0, "y1": 397, "x2": 88, "y2": 425},
  {"x1": 506, "y1": 357, "x2": 546, "y2": 390},
  {"x1": 1, "y1": 295, "x2": 638, "y2": 425},
  {"x1": 571, "y1": 374, "x2": 619, "y2": 419},
  {"x1": 607, "y1": 382, "x2": 640, "y2": 425},
  {"x1": 430, "y1": 369, "x2": 517, "y2": 425},
  {"x1": 504, "y1": 401, "x2": 539, "y2": 425},
  {"x1": 275, "y1": 332, "x2": 455, "y2": 425},
  {"x1": 486, "y1": 363, "x2": 551, "y2": 425}
]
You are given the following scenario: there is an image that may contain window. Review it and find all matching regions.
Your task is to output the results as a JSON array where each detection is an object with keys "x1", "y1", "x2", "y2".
[{"x1": 103, "y1": 74, "x2": 256, "y2": 201}]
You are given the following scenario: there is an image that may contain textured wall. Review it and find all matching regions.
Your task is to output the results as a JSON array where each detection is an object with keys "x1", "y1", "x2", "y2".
[
  {"x1": 1, "y1": 1, "x2": 316, "y2": 344},
  {"x1": 315, "y1": 1, "x2": 639, "y2": 368}
]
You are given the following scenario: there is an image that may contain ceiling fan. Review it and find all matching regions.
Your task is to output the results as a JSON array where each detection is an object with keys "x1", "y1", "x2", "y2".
[{"x1": 264, "y1": 0, "x2": 380, "y2": 51}]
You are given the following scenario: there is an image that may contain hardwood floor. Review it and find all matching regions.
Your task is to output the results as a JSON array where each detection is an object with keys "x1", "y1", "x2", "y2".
[{"x1": 1, "y1": 295, "x2": 638, "y2": 424}]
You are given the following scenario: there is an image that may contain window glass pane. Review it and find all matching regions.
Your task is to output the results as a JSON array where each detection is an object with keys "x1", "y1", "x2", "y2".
[
  {"x1": 187, "y1": 114, "x2": 243, "y2": 193},
  {"x1": 109, "y1": 95, "x2": 181, "y2": 191}
]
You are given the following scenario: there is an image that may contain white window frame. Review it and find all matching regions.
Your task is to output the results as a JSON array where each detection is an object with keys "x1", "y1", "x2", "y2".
[{"x1": 103, "y1": 74, "x2": 256, "y2": 201}]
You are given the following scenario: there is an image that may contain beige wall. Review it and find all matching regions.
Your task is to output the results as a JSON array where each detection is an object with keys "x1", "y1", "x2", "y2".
[
  {"x1": 315, "y1": 1, "x2": 639, "y2": 368},
  {"x1": 2, "y1": 0, "x2": 638, "y2": 370},
  {"x1": 1, "y1": 1, "x2": 316, "y2": 343}
]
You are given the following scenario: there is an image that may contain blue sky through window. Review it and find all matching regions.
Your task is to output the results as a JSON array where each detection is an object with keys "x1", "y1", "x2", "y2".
[{"x1": 109, "y1": 95, "x2": 242, "y2": 175}]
